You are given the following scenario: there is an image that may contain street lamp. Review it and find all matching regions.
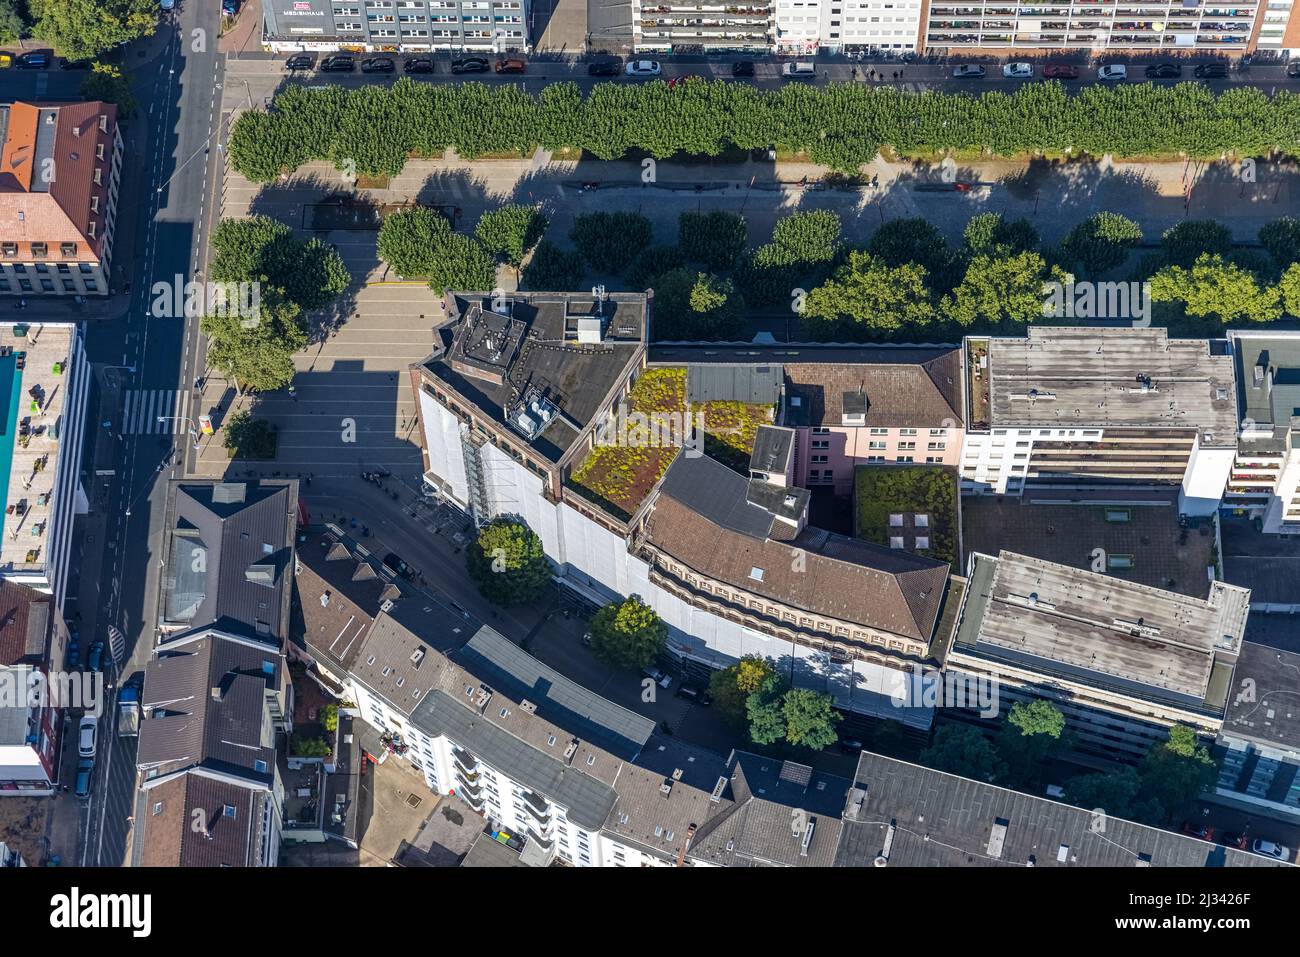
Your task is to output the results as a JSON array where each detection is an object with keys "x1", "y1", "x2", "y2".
[{"x1": 157, "y1": 416, "x2": 201, "y2": 451}]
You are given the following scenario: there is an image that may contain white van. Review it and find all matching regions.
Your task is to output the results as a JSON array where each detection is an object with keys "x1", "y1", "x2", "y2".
[{"x1": 782, "y1": 62, "x2": 816, "y2": 79}]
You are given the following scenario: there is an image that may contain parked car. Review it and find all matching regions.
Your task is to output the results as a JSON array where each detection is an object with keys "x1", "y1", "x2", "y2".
[
  {"x1": 641, "y1": 666, "x2": 672, "y2": 689},
  {"x1": 74, "y1": 758, "x2": 94, "y2": 799},
  {"x1": 361, "y1": 57, "x2": 395, "y2": 74},
  {"x1": 286, "y1": 54, "x2": 315, "y2": 72},
  {"x1": 782, "y1": 61, "x2": 816, "y2": 79},
  {"x1": 1219, "y1": 831, "x2": 1249, "y2": 850},
  {"x1": 625, "y1": 60, "x2": 661, "y2": 77},
  {"x1": 667, "y1": 74, "x2": 701, "y2": 88},
  {"x1": 87, "y1": 641, "x2": 104, "y2": 673},
  {"x1": 78, "y1": 715, "x2": 97, "y2": 759},
  {"x1": 1181, "y1": 821, "x2": 1215, "y2": 842},
  {"x1": 404, "y1": 57, "x2": 434, "y2": 74},
  {"x1": 17, "y1": 51, "x2": 52, "y2": 69},
  {"x1": 0, "y1": 53, "x2": 11, "y2": 69},
  {"x1": 676, "y1": 684, "x2": 711, "y2": 705},
  {"x1": 839, "y1": 738, "x2": 865, "y2": 754},
  {"x1": 320, "y1": 55, "x2": 356, "y2": 73},
  {"x1": 732, "y1": 60, "x2": 755, "y2": 77},
  {"x1": 1289, "y1": 62, "x2": 1300, "y2": 78},
  {"x1": 1042, "y1": 63, "x2": 1079, "y2": 79},
  {"x1": 1194, "y1": 62, "x2": 1227, "y2": 79},
  {"x1": 1002, "y1": 62, "x2": 1033, "y2": 79},
  {"x1": 1097, "y1": 64, "x2": 1127, "y2": 81},
  {"x1": 587, "y1": 60, "x2": 621, "y2": 77},
  {"x1": 65, "y1": 631, "x2": 81, "y2": 668},
  {"x1": 451, "y1": 57, "x2": 490, "y2": 74},
  {"x1": 952, "y1": 64, "x2": 985, "y2": 79},
  {"x1": 1144, "y1": 63, "x2": 1182, "y2": 79},
  {"x1": 59, "y1": 58, "x2": 92, "y2": 70},
  {"x1": 382, "y1": 552, "x2": 413, "y2": 580},
  {"x1": 495, "y1": 58, "x2": 526, "y2": 74},
  {"x1": 1251, "y1": 839, "x2": 1291, "y2": 860}
]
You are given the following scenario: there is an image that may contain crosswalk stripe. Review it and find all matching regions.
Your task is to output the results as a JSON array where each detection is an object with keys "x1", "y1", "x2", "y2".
[{"x1": 122, "y1": 389, "x2": 189, "y2": 434}]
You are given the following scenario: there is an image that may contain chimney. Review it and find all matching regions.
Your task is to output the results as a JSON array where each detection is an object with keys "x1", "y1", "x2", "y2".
[{"x1": 674, "y1": 823, "x2": 698, "y2": 867}]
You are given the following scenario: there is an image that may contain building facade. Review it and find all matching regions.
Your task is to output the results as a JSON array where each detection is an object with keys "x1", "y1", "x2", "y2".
[
  {"x1": 0, "y1": 102, "x2": 123, "y2": 299},
  {"x1": 261, "y1": 0, "x2": 530, "y2": 52}
]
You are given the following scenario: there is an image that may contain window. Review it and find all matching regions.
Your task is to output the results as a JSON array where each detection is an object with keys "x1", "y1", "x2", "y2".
[
  {"x1": 254, "y1": 759, "x2": 268, "y2": 773},
  {"x1": 915, "y1": 536, "x2": 929, "y2": 549},
  {"x1": 223, "y1": 804, "x2": 237, "y2": 818},
  {"x1": 890, "y1": 536, "x2": 905, "y2": 548},
  {"x1": 811, "y1": 454, "x2": 828, "y2": 464},
  {"x1": 152, "y1": 802, "x2": 163, "y2": 815}
]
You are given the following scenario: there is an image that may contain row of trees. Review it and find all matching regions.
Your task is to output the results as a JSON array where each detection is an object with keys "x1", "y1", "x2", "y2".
[
  {"x1": 202, "y1": 216, "x2": 350, "y2": 393},
  {"x1": 376, "y1": 203, "x2": 548, "y2": 291},
  {"x1": 3, "y1": 0, "x2": 158, "y2": 62},
  {"x1": 709, "y1": 656, "x2": 841, "y2": 751},
  {"x1": 229, "y1": 78, "x2": 1300, "y2": 181}
]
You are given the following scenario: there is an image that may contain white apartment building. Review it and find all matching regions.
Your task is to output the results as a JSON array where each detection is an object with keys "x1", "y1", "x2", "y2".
[
  {"x1": 261, "y1": 0, "x2": 530, "y2": 53},
  {"x1": 962, "y1": 328, "x2": 1238, "y2": 517},
  {"x1": 775, "y1": 0, "x2": 921, "y2": 52}
]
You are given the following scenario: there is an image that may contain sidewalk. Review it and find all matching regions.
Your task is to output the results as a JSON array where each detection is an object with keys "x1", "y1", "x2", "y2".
[
  {"x1": 0, "y1": 292, "x2": 130, "y2": 323},
  {"x1": 219, "y1": 0, "x2": 263, "y2": 57}
]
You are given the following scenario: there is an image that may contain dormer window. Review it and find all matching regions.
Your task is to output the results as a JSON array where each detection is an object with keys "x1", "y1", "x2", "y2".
[
  {"x1": 60, "y1": 242, "x2": 76, "y2": 257},
  {"x1": 31, "y1": 242, "x2": 47, "y2": 258}
]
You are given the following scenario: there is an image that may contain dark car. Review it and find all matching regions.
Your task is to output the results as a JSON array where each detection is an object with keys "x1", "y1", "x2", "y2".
[
  {"x1": 382, "y1": 552, "x2": 414, "y2": 580},
  {"x1": 1288, "y1": 61, "x2": 1300, "y2": 78},
  {"x1": 1042, "y1": 63, "x2": 1079, "y2": 79},
  {"x1": 59, "y1": 59, "x2": 92, "y2": 70},
  {"x1": 451, "y1": 57, "x2": 490, "y2": 74},
  {"x1": 404, "y1": 57, "x2": 435, "y2": 74},
  {"x1": 587, "y1": 59, "x2": 620, "y2": 77},
  {"x1": 74, "y1": 758, "x2": 94, "y2": 799},
  {"x1": 495, "y1": 58, "x2": 526, "y2": 74},
  {"x1": 839, "y1": 738, "x2": 865, "y2": 754},
  {"x1": 87, "y1": 641, "x2": 104, "y2": 673},
  {"x1": 320, "y1": 55, "x2": 356, "y2": 73},
  {"x1": 17, "y1": 51, "x2": 52, "y2": 69},
  {"x1": 1219, "y1": 831, "x2": 1249, "y2": 850},
  {"x1": 361, "y1": 57, "x2": 395, "y2": 74},
  {"x1": 286, "y1": 54, "x2": 316, "y2": 71},
  {"x1": 1194, "y1": 62, "x2": 1227, "y2": 79},
  {"x1": 676, "y1": 684, "x2": 711, "y2": 705},
  {"x1": 1144, "y1": 63, "x2": 1182, "y2": 79},
  {"x1": 732, "y1": 60, "x2": 755, "y2": 77}
]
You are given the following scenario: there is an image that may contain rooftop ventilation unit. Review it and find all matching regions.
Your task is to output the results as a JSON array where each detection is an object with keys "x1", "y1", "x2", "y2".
[
  {"x1": 987, "y1": 818, "x2": 1009, "y2": 859},
  {"x1": 799, "y1": 820, "x2": 815, "y2": 857}
]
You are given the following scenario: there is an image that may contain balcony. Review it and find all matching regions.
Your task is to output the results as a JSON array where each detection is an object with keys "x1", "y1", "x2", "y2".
[{"x1": 522, "y1": 789, "x2": 551, "y2": 818}]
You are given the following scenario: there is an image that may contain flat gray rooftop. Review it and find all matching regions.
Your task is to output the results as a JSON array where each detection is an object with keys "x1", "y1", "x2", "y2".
[
  {"x1": 955, "y1": 551, "x2": 1250, "y2": 707},
  {"x1": 987, "y1": 328, "x2": 1237, "y2": 446},
  {"x1": 1222, "y1": 640, "x2": 1300, "y2": 751}
]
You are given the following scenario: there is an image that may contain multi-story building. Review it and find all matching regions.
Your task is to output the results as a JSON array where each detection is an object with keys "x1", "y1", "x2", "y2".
[
  {"x1": 0, "y1": 582, "x2": 62, "y2": 796},
  {"x1": 949, "y1": 549, "x2": 1251, "y2": 764},
  {"x1": 1215, "y1": 641, "x2": 1300, "y2": 822},
  {"x1": 1224, "y1": 329, "x2": 1300, "y2": 534},
  {"x1": 650, "y1": 342, "x2": 964, "y2": 497},
  {"x1": 921, "y1": 0, "x2": 1273, "y2": 55},
  {"x1": 0, "y1": 323, "x2": 90, "y2": 621},
  {"x1": 634, "y1": 0, "x2": 775, "y2": 52},
  {"x1": 412, "y1": 292, "x2": 959, "y2": 726},
  {"x1": 775, "y1": 0, "x2": 923, "y2": 53},
  {"x1": 962, "y1": 328, "x2": 1237, "y2": 517},
  {"x1": 838, "y1": 749, "x2": 1284, "y2": 866},
  {"x1": 0, "y1": 101, "x2": 123, "y2": 298},
  {"x1": 261, "y1": 0, "x2": 530, "y2": 53}
]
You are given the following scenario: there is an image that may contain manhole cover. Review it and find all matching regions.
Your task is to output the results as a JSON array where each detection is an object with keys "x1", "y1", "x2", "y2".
[{"x1": 406, "y1": 794, "x2": 423, "y2": 809}]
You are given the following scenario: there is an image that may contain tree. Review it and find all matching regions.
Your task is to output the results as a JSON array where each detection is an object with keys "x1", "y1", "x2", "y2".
[
  {"x1": 869, "y1": 217, "x2": 957, "y2": 289},
  {"x1": 466, "y1": 518, "x2": 552, "y2": 607},
  {"x1": 1059, "y1": 212, "x2": 1142, "y2": 276},
  {"x1": 321, "y1": 704, "x2": 339, "y2": 733},
  {"x1": 1259, "y1": 217, "x2": 1300, "y2": 272},
  {"x1": 942, "y1": 251, "x2": 1058, "y2": 331},
  {"x1": 221, "y1": 410, "x2": 278, "y2": 460},
  {"x1": 653, "y1": 269, "x2": 746, "y2": 340},
  {"x1": 1149, "y1": 253, "x2": 1282, "y2": 325},
  {"x1": 745, "y1": 672, "x2": 789, "y2": 746},
  {"x1": 626, "y1": 245, "x2": 686, "y2": 289},
  {"x1": 291, "y1": 735, "x2": 332, "y2": 758},
  {"x1": 29, "y1": 0, "x2": 157, "y2": 62},
  {"x1": 737, "y1": 210, "x2": 842, "y2": 307},
  {"x1": 521, "y1": 241, "x2": 585, "y2": 291},
  {"x1": 920, "y1": 724, "x2": 1005, "y2": 783},
  {"x1": 870, "y1": 719, "x2": 907, "y2": 756},
  {"x1": 678, "y1": 211, "x2": 748, "y2": 272},
  {"x1": 782, "y1": 688, "x2": 840, "y2": 750},
  {"x1": 1063, "y1": 767, "x2": 1143, "y2": 821},
  {"x1": 201, "y1": 289, "x2": 306, "y2": 394},
  {"x1": 588, "y1": 595, "x2": 667, "y2": 671},
  {"x1": 1278, "y1": 262, "x2": 1300, "y2": 316},
  {"x1": 996, "y1": 700, "x2": 1068, "y2": 790},
  {"x1": 377, "y1": 208, "x2": 496, "y2": 292},
  {"x1": 962, "y1": 212, "x2": 1039, "y2": 257},
  {"x1": 1160, "y1": 220, "x2": 1232, "y2": 269},
  {"x1": 1136, "y1": 724, "x2": 1219, "y2": 822},
  {"x1": 79, "y1": 63, "x2": 136, "y2": 117},
  {"x1": 475, "y1": 203, "x2": 548, "y2": 272},
  {"x1": 802, "y1": 251, "x2": 934, "y2": 339},
  {"x1": 570, "y1": 212, "x2": 653, "y2": 274},
  {"x1": 0, "y1": 0, "x2": 24, "y2": 44},
  {"x1": 708, "y1": 655, "x2": 778, "y2": 727},
  {"x1": 209, "y1": 216, "x2": 350, "y2": 312}
]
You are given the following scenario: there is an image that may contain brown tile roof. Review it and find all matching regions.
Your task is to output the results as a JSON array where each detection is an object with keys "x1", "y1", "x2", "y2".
[
  {"x1": 643, "y1": 495, "x2": 949, "y2": 642},
  {"x1": 0, "y1": 101, "x2": 117, "y2": 261},
  {"x1": 138, "y1": 771, "x2": 266, "y2": 867},
  {"x1": 784, "y1": 350, "x2": 963, "y2": 427},
  {"x1": 0, "y1": 579, "x2": 50, "y2": 667}
]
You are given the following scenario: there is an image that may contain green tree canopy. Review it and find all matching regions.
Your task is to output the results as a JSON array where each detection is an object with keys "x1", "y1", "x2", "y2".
[
  {"x1": 30, "y1": 0, "x2": 157, "y2": 61},
  {"x1": 782, "y1": 688, "x2": 841, "y2": 750},
  {"x1": 80, "y1": 62, "x2": 136, "y2": 117},
  {"x1": 475, "y1": 203, "x2": 548, "y2": 268},
  {"x1": 942, "y1": 251, "x2": 1059, "y2": 331},
  {"x1": 962, "y1": 212, "x2": 1039, "y2": 257},
  {"x1": 653, "y1": 269, "x2": 746, "y2": 341},
  {"x1": 588, "y1": 596, "x2": 667, "y2": 672},
  {"x1": 209, "y1": 216, "x2": 350, "y2": 312},
  {"x1": 0, "y1": 0, "x2": 24, "y2": 44},
  {"x1": 570, "y1": 212, "x2": 653, "y2": 274},
  {"x1": 1060, "y1": 212, "x2": 1142, "y2": 276},
  {"x1": 521, "y1": 240, "x2": 586, "y2": 291},
  {"x1": 626, "y1": 245, "x2": 686, "y2": 289},
  {"x1": 466, "y1": 518, "x2": 552, "y2": 607},
  {"x1": 738, "y1": 210, "x2": 842, "y2": 307},
  {"x1": 1159, "y1": 220, "x2": 1233, "y2": 269},
  {"x1": 996, "y1": 700, "x2": 1069, "y2": 790},
  {"x1": 708, "y1": 655, "x2": 778, "y2": 727},
  {"x1": 221, "y1": 410, "x2": 277, "y2": 460},
  {"x1": 201, "y1": 288, "x2": 306, "y2": 394},
  {"x1": 920, "y1": 724, "x2": 1005, "y2": 783},
  {"x1": 1149, "y1": 253, "x2": 1282, "y2": 325},
  {"x1": 377, "y1": 208, "x2": 496, "y2": 292},
  {"x1": 678, "y1": 211, "x2": 749, "y2": 272},
  {"x1": 1135, "y1": 724, "x2": 1219, "y2": 822},
  {"x1": 1259, "y1": 216, "x2": 1300, "y2": 272},
  {"x1": 869, "y1": 217, "x2": 957, "y2": 289},
  {"x1": 802, "y1": 251, "x2": 934, "y2": 339},
  {"x1": 745, "y1": 672, "x2": 789, "y2": 746}
]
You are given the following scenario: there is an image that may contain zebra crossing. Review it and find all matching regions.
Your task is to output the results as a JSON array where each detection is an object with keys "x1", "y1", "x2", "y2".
[{"x1": 121, "y1": 389, "x2": 192, "y2": 435}]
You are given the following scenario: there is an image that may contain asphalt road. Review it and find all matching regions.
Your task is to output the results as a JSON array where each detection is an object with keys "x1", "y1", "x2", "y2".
[{"x1": 74, "y1": 2, "x2": 225, "y2": 865}]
